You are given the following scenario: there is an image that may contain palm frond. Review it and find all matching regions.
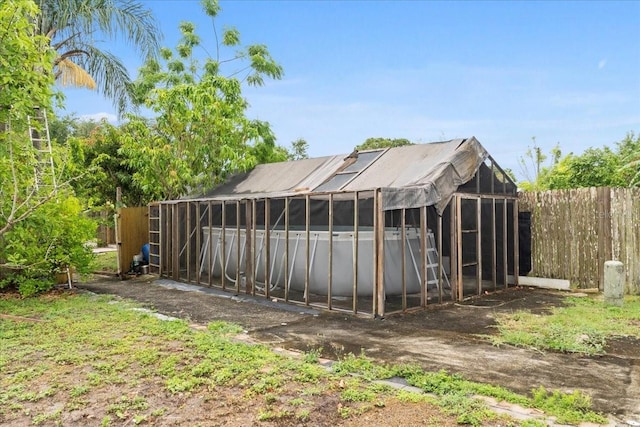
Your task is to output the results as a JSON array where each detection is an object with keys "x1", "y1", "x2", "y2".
[
  {"x1": 75, "y1": 45, "x2": 132, "y2": 115},
  {"x1": 55, "y1": 58, "x2": 96, "y2": 89}
]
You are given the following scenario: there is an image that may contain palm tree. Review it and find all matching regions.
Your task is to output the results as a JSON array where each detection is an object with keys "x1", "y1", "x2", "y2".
[{"x1": 36, "y1": 0, "x2": 161, "y2": 115}]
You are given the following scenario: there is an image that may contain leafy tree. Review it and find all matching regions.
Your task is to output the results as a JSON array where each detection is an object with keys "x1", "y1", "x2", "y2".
[
  {"x1": 120, "y1": 0, "x2": 284, "y2": 202},
  {"x1": 519, "y1": 132, "x2": 640, "y2": 190},
  {"x1": 0, "y1": 0, "x2": 57, "y2": 237},
  {"x1": 1, "y1": 1, "x2": 98, "y2": 296},
  {"x1": 65, "y1": 121, "x2": 145, "y2": 208},
  {"x1": 355, "y1": 137, "x2": 413, "y2": 151},
  {"x1": 49, "y1": 114, "x2": 101, "y2": 145},
  {"x1": 288, "y1": 138, "x2": 310, "y2": 160},
  {"x1": 544, "y1": 147, "x2": 624, "y2": 189},
  {"x1": 36, "y1": 0, "x2": 161, "y2": 114},
  {"x1": 517, "y1": 138, "x2": 561, "y2": 191},
  {"x1": 617, "y1": 132, "x2": 640, "y2": 186}
]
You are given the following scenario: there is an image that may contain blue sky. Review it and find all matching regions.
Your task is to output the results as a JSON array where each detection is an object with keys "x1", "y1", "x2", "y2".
[{"x1": 59, "y1": 0, "x2": 640, "y2": 179}]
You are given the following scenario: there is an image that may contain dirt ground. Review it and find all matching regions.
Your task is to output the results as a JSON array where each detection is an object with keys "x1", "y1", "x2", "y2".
[{"x1": 78, "y1": 275, "x2": 640, "y2": 424}]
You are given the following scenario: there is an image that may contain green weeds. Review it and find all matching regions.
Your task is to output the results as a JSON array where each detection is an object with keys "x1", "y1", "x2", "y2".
[
  {"x1": 490, "y1": 295, "x2": 640, "y2": 355},
  {"x1": 0, "y1": 292, "x2": 613, "y2": 426}
]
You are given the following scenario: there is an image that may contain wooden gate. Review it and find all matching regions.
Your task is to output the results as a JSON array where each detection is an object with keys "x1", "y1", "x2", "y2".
[{"x1": 116, "y1": 206, "x2": 149, "y2": 277}]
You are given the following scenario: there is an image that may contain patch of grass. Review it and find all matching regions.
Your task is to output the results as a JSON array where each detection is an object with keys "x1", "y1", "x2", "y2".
[
  {"x1": 331, "y1": 350, "x2": 395, "y2": 380},
  {"x1": 90, "y1": 250, "x2": 118, "y2": 272},
  {"x1": 489, "y1": 295, "x2": 640, "y2": 355},
  {"x1": 530, "y1": 386, "x2": 607, "y2": 425},
  {"x1": 0, "y1": 292, "x2": 611, "y2": 426}
]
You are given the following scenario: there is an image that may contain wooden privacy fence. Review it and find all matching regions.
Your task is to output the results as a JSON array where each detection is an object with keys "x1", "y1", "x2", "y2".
[
  {"x1": 519, "y1": 187, "x2": 639, "y2": 294},
  {"x1": 92, "y1": 210, "x2": 116, "y2": 246}
]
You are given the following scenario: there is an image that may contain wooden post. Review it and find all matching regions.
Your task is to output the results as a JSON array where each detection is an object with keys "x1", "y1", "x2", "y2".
[
  {"x1": 503, "y1": 199, "x2": 508, "y2": 289},
  {"x1": 252, "y1": 199, "x2": 257, "y2": 295},
  {"x1": 245, "y1": 200, "x2": 253, "y2": 295},
  {"x1": 115, "y1": 187, "x2": 122, "y2": 278},
  {"x1": 513, "y1": 199, "x2": 519, "y2": 286},
  {"x1": 172, "y1": 204, "x2": 179, "y2": 281},
  {"x1": 186, "y1": 202, "x2": 191, "y2": 283},
  {"x1": 420, "y1": 206, "x2": 427, "y2": 307},
  {"x1": 284, "y1": 197, "x2": 290, "y2": 302},
  {"x1": 437, "y1": 212, "x2": 444, "y2": 303},
  {"x1": 221, "y1": 201, "x2": 226, "y2": 290},
  {"x1": 327, "y1": 193, "x2": 333, "y2": 309},
  {"x1": 597, "y1": 187, "x2": 612, "y2": 291},
  {"x1": 265, "y1": 198, "x2": 271, "y2": 299},
  {"x1": 305, "y1": 195, "x2": 310, "y2": 306},
  {"x1": 456, "y1": 196, "x2": 463, "y2": 300},
  {"x1": 491, "y1": 198, "x2": 497, "y2": 291},
  {"x1": 207, "y1": 201, "x2": 213, "y2": 287},
  {"x1": 235, "y1": 201, "x2": 241, "y2": 293},
  {"x1": 477, "y1": 198, "x2": 482, "y2": 295},
  {"x1": 352, "y1": 193, "x2": 359, "y2": 313},
  {"x1": 375, "y1": 190, "x2": 385, "y2": 317},
  {"x1": 401, "y1": 208, "x2": 407, "y2": 311},
  {"x1": 450, "y1": 198, "x2": 458, "y2": 301},
  {"x1": 195, "y1": 202, "x2": 201, "y2": 285}
]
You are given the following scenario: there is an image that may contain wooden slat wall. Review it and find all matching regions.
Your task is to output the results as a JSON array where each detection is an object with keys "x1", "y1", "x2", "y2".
[
  {"x1": 116, "y1": 206, "x2": 149, "y2": 276},
  {"x1": 610, "y1": 188, "x2": 640, "y2": 294},
  {"x1": 519, "y1": 187, "x2": 639, "y2": 293}
]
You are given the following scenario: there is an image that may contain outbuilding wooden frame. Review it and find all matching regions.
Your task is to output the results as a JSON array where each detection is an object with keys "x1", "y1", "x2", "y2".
[{"x1": 148, "y1": 155, "x2": 518, "y2": 318}]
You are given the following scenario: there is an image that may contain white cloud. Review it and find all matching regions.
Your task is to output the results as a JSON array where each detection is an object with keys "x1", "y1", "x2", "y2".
[
  {"x1": 598, "y1": 59, "x2": 607, "y2": 69},
  {"x1": 79, "y1": 112, "x2": 117, "y2": 123}
]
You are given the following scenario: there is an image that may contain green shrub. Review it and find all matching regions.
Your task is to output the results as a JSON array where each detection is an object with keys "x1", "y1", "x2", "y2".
[{"x1": 0, "y1": 193, "x2": 96, "y2": 296}]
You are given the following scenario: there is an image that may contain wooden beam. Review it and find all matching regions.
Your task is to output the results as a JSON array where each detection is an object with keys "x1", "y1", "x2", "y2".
[
  {"x1": 477, "y1": 197, "x2": 482, "y2": 295},
  {"x1": 284, "y1": 197, "x2": 290, "y2": 302},
  {"x1": 401, "y1": 208, "x2": 407, "y2": 311},
  {"x1": 328, "y1": 193, "x2": 333, "y2": 310},
  {"x1": 235, "y1": 201, "x2": 241, "y2": 293},
  {"x1": 456, "y1": 196, "x2": 463, "y2": 300},
  {"x1": 375, "y1": 189, "x2": 385, "y2": 317},
  {"x1": 420, "y1": 205, "x2": 427, "y2": 307},
  {"x1": 245, "y1": 200, "x2": 253, "y2": 295},
  {"x1": 221, "y1": 202, "x2": 226, "y2": 290},
  {"x1": 208, "y1": 201, "x2": 213, "y2": 287},
  {"x1": 513, "y1": 199, "x2": 519, "y2": 286},
  {"x1": 491, "y1": 198, "x2": 497, "y2": 291},
  {"x1": 305, "y1": 195, "x2": 310, "y2": 306},
  {"x1": 450, "y1": 198, "x2": 458, "y2": 301},
  {"x1": 353, "y1": 193, "x2": 359, "y2": 313}
]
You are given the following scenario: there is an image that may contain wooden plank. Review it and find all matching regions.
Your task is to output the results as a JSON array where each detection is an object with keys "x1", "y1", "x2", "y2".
[
  {"x1": 420, "y1": 205, "x2": 427, "y2": 307},
  {"x1": 284, "y1": 197, "x2": 290, "y2": 302},
  {"x1": 352, "y1": 193, "x2": 359, "y2": 313},
  {"x1": 375, "y1": 190, "x2": 385, "y2": 317},
  {"x1": 305, "y1": 195, "x2": 310, "y2": 306},
  {"x1": 449, "y1": 197, "x2": 458, "y2": 301},
  {"x1": 245, "y1": 200, "x2": 253, "y2": 295},
  {"x1": 401, "y1": 208, "x2": 407, "y2": 311},
  {"x1": 265, "y1": 198, "x2": 271, "y2": 299},
  {"x1": 491, "y1": 198, "x2": 497, "y2": 291},
  {"x1": 208, "y1": 201, "x2": 213, "y2": 287},
  {"x1": 476, "y1": 197, "x2": 482, "y2": 295},
  {"x1": 456, "y1": 196, "x2": 463, "y2": 300},
  {"x1": 327, "y1": 194, "x2": 333, "y2": 309},
  {"x1": 221, "y1": 202, "x2": 226, "y2": 290},
  {"x1": 513, "y1": 198, "x2": 519, "y2": 286}
]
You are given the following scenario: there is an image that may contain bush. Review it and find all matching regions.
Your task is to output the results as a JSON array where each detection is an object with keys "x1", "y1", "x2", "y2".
[{"x1": 0, "y1": 193, "x2": 96, "y2": 296}]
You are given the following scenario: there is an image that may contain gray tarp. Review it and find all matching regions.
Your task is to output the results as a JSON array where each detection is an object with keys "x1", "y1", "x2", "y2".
[{"x1": 192, "y1": 137, "x2": 488, "y2": 214}]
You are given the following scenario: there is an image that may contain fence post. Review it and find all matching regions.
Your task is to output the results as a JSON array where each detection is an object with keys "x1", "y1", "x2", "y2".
[{"x1": 604, "y1": 260, "x2": 624, "y2": 306}]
